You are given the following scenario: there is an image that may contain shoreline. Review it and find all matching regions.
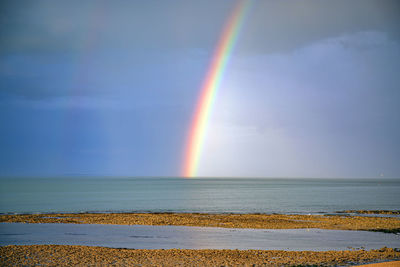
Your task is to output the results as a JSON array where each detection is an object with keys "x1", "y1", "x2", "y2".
[
  {"x1": 2, "y1": 209, "x2": 399, "y2": 216},
  {"x1": 1, "y1": 245, "x2": 399, "y2": 266},
  {"x1": 2, "y1": 211, "x2": 399, "y2": 266},
  {"x1": 1, "y1": 212, "x2": 400, "y2": 233}
]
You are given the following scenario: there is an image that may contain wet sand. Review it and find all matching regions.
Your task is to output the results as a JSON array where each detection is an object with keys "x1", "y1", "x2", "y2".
[
  {"x1": 1, "y1": 212, "x2": 399, "y2": 265},
  {"x1": 1, "y1": 245, "x2": 399, "y2": 266},
  {"x1": 1, "y1": 212, "x2": 399, "y2": 232},
  {"x1": 3, "y1": 223, "x2": 399, "y2": 250},
  {"x1": 340, "y1": 210, "x2": 400, "y2": 215},
  {"x1": 359, "y1": 261, "x2": 400, "y2": 267}
]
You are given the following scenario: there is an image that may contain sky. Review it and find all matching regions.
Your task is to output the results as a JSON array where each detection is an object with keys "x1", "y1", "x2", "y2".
[{"x1": 0, "y1": 0, "x2": 399, "y2": 178}]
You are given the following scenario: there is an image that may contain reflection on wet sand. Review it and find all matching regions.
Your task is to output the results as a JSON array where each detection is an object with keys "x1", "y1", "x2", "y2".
[{"x1": 1, "y1": 223, "x2": 399, "y2": 250}]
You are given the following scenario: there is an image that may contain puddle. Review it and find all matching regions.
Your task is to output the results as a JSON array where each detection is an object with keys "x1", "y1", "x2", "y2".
[{"x1": 0, "y1": 223, "x2": 399, "y2": 251}]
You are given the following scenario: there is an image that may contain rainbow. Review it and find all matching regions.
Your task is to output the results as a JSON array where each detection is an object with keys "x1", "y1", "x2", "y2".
[{"x1": 182, "y1": 0, "x2": 251, "y2": 177}]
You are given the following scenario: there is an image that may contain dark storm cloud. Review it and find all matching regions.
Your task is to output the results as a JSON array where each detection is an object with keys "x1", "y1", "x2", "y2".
[
  {"x1": 241, "y1": 0, "x2": 400, "y2": 53},
  {"x1": 0, "y1": 0, "x2": 399, "y2": 177},
  {"x1": 1, "y1": 0, "x2": 399, "y2": 54},
  {"x1": 1, "y1": 0, "x2": 399, "y2": 99}
]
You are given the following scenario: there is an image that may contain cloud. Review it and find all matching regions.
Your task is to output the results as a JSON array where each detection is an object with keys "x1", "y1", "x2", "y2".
[
  {"x1": 1, "y1": 0, "x2": 399, "y2": 177},
  {"x1": 198, "y1": 31, "x2": 400, "y2": 178},
  {"x1": 0, "y1": 49, "x2": 208, "y2": 108},
  {"x1": 1, "y1": 0, "x2": 399, "y2": 55},
  {"x1": 240, "y1": 0, "x2": 400, "y2": 54}
]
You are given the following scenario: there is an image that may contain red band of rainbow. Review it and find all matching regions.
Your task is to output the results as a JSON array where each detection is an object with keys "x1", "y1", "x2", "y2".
[{"x1": 182, "y1": 0, "x2": 251, "y2": 177}]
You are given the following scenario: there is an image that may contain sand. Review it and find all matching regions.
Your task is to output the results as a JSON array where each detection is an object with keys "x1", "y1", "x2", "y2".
[
  {"x1": 359, "y1": 261, "x2": 400, "y2": 267},
  {"x1": 1, "y1": 212, "x2": 400, "y2": 232},
  {"x1": 340, "y1": 210, "x2": 400, "y2": 215},
  {"x1": 0, "y1": 245, "x2": 399, "y2": 266},
  {"x1": 1, "y1": 212, "x2": 399, "y2": 265}
]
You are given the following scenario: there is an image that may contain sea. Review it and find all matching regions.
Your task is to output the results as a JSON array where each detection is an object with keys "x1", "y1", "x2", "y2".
[{"x1": 0, "y1": 177, "x2": 399, "y2": 215}]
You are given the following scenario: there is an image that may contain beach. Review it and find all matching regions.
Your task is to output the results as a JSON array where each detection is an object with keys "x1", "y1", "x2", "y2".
[
  {"x1": 1, "y1": 245, "x2": 399, "y2": 266},
  {"x1": 2, "y1": 0, "x2": 400, "y2": 265},
  {"x1": 1, "y1": 212, "x2": 400, "y2": 266},
  {"x1": 1, "y1": 212, "x2": 400, "y2": 232},
  {"x1": 1, "y1": 179, "x2": 399, "y2": 265}
]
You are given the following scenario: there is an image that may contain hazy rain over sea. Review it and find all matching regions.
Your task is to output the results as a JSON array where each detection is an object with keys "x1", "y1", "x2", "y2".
[{"x1": 1, "y1": 0, "x2": 400, "y2": 179}]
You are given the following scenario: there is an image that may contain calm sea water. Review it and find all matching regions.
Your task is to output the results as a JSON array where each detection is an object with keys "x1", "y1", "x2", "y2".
[{"x1": 0, "y1": 177, "x2": 399, "y2": 214}]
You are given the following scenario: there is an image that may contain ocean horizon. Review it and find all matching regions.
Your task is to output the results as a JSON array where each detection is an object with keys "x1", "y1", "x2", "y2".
[{"x1": 1, "y1": 177, "x2": 399, "y2": 215}]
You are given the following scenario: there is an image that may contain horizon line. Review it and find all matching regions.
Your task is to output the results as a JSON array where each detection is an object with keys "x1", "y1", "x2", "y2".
[{"x1": 0, "y1": 175, "x2": 398, "y2": 179}]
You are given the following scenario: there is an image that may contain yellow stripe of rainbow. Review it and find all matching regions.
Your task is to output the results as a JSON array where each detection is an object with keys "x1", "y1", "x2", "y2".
[{"x1": 182, "y1": 0, "x2": 251, "y2": 177}]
